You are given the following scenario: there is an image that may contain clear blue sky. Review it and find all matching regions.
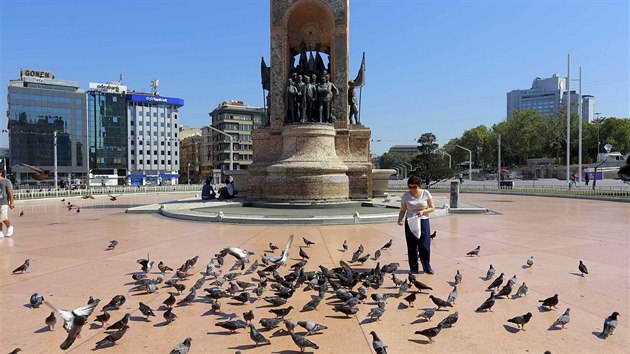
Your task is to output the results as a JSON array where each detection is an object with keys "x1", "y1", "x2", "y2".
[{"x1": 1, "y1": 0, "x2": 628, "y2": 155}]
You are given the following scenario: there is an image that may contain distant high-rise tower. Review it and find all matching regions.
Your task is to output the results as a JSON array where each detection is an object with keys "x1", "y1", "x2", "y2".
[{"x1": 506, "y1": 73, "x2": 595, "y2": 122}]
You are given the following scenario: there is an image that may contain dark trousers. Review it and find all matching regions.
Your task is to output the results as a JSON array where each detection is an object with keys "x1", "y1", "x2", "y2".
[{"x1": 405, "y1": 218, "x2": 432, "y2": 272}]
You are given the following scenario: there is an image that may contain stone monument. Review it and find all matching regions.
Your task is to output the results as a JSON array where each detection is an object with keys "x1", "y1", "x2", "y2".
[{"x1": 248, "y1": 0, "x2": 372, "y2": 202}]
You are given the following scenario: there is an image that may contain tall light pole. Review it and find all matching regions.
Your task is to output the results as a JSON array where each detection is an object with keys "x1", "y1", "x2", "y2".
[
  {"x1": 595, "y1": 112, "x2": 602, "y2": 158},
  {"x1": 455, "y1": 144, "x2": 472, "y2": 181},
  {"x1": 438, "y1": 149, "x2": 451, "y2": 168},
  {"x1": 403, "y1": 162, "x2": 414, "y2": 175},
  {"x1": 187, "y1": 163, "x2": 191, "y2": 184},
  {"x1": 53, "y1": 130, "x2": 58, "y2": 189},
  {"x1": 566, "y1": 53, "x2": 571, "y2": 183},
  {"x1": 205, "y1": 124, "x2": 234, "y2": 171},
  {"x1": 497, "y1": 134, "x2": 501, "y2": 188},
  {"x1": 578, "y1": 65, "x2": 583, "y2": 182}
]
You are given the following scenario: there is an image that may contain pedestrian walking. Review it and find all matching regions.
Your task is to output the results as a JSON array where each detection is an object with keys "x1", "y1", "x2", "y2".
[
  {"x1": 0, "y1": 170, "x2": 16, "y2": 237},
  {"x1": 584, "y1": 168, "x2": 590, "y2": 186}
]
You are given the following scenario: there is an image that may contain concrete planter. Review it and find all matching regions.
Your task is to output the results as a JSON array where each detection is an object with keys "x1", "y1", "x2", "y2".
[{"x1": 372, "y1": 169, "x2": 396, "y2": 197}]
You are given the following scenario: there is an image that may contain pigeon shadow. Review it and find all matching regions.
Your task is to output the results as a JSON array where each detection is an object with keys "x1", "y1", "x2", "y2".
[
  {"x1": 325, "y1": 315, "x2": 353, "y2": 319},
  {"x1": 447, "y1": 281, "x2": 458, "y2": 287},
  {"x1": 408, "y1": 338, "x2": 430, "y2": 345},
  {"x1": 511, "y1": 294, "x2": 522, "y2": 300},
  {"x1": 397, "y1": 303, "x2": 409, "y2": 310},
  {"x1": 591, "y1": 331, "x2": 605, "y2": 340},
  {"x1": 23, "y1": 304, "x2": 36, "y2": 309},
  {"x1": 130, "y1": 316, "x2": 149, "y2": 322},
  {"x1": 208, "y1": 330, "x2": 239, "y2": 336},
  {"x1": 271, "y1": 329, "x2": 290, "y2": 337},
  {"x1": 410, "y1": 318, "x2": 429, "y2": 324},
  {"x1": 503, "y1": 324, "x2": 520, "y2": 333},
  {"x1": 547, "y1": 326, "x2": 562, "y2": 331},
  {"x1": 91, "y1": 343, "x2": 116, "y2": 351},
  {"x1": 521, "y1": 265, "x2": 529, "y2": 269},
  {"x1": 228, "y1": 344, "x2": 262, "y2": 350},
  {"x1": 90, "y1": 323, "x2": 104, "y2": 329},
  {"x1": 272, "y1": 351, "x2": 316, "y2": 354},
  {"x1": 153, "y1": 321, "x2": 171, "y2": 327},
  {"x1": 34, "y1": 326, "x2": 50, "y2": 333},
  {"x1": 569, "y1": 272, "x2": 585, "y2": 277},
  {"x1": 538, "y1": 306, "x2": 553, "y2": 313}
]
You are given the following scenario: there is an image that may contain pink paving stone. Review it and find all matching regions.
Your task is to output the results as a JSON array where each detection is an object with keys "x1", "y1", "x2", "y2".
[{"x1": 1, "y1": 192, "x2": 628, "y2": 353}]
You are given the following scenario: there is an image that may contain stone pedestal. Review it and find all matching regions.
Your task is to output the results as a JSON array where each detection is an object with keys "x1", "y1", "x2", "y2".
[
  {"x1": 228, "y1": 170, "x2": 249, "y2": 196},
  {"x1": 372, "y1": 169, "x2": 396, "y2": 197},
  {"x1": 335, "y1": 124, "x2": 372, "y2": 200},
  {"x1": 450, "y1": 181, "x2": 460, "y2": 208},
  {"x1": 263, "y1": 124, "x2": 349, "y2": 202}
]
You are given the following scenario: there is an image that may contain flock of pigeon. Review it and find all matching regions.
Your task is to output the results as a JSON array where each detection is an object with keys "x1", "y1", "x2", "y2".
[{"x1": 9, "y1": 221, "x2": 622, "y2": 353}]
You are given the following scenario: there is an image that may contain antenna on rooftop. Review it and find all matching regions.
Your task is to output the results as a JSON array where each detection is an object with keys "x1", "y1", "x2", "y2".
[
  {"x1": 151, "y1": 79, "x2": 160, "y2": 96},
  {"x1": 119, "y1": 73, "x2": 124, "y2": 84}
]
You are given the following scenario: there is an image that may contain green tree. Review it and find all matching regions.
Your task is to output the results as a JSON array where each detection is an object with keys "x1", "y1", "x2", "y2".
[
  {"x1": 411, "y1": 132, "x2": 454, "y2": 185},
  {"x1": 619, "y1": 156, "x2": 630, "y2": 183},
  {"x1": 458, "y1": 125, "x2": 494, "y2": 168},
  {"x1": 417, "y1": 132, "x2": 438, "y2": 154},
  {"x1": 378, "y1": 152, "x2": 414, "y2": 171}
]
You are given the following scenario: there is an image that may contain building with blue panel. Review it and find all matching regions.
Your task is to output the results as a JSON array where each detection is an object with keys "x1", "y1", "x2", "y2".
[{"x1": 126, "y1": 91, "x2": 184, "y2": 185}]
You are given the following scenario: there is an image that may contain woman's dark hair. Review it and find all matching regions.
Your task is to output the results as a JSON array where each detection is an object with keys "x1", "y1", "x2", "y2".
[{"x1": 407, "y1": 175, "x2": 422, "y2": 186}]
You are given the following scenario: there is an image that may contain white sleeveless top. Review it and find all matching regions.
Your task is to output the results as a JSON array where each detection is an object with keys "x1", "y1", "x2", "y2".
[{"x1": 401, "y1": 190, "x2": 433, "y2": 220}]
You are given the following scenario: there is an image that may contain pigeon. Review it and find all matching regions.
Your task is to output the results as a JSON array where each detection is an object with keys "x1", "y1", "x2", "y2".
[
  {"x1": 515, "y1": 282, "x2": 528, "y2": 297},
  {"x1": 177, "y1": 288, "x2": 196, "y2": 306},
  {"x1": 507, "y1": 275, "x2": 517, "y2": 287},
  {"x1": 95, "y1": 325, "x2": 129, "y2": 348},
  {"x1": 391, "y1": 274, "x2": 403, "y2": 287},
  {"x1": 551, "y1": 308, "x2": 571, "y2": 329},
  {"x1": 106, "y1": 313, "x2": 130, "y2": 330},
  {"x1": 368, "y1": 307, "x2": 385, "y2": 321},
  {"x1": 174, "y1": 283, "x2": 187, "y2": 294},
  {"x1": 232, "y1": 292, "x2": 250, "y2": 304},
  {"x1": 467, "y1": 245, "x2": 480, "y2": 257},
  {"x1": 269, "y1": 306, "x2": 293, "y2": 318},
  {"x1": 216, "y1": 320, "x2": 247, "y2": 332},
  {"x1": 342, "y1": 240, "x2": 348, "y2": 252},
  {"x1": 298, "y1": 321, "x2": 328, "y2": 335},
  {"x1": 244, "y1": 260, "x2": 260, "y2": 275},
  {"x1": 302, "y1": 295, "x2": 323, "y2": 312},
  {"x1": 430, "y1": 231, "x2": 437, "y2": 238},
  {"x1": 12, "y1": 259, "x2": 30, "y2": 274},
  {"x1": 507, "y1": 312, "x2": 533, "y2": 330},
  {"x1": 259, "y1": 317, "x2": 283, "y2": 330},
  {"x1": 333, "y1": 304, "x2": 359, "y2": 317},
  {"x1": 87, "y1": 296, "x2": 99, "y2": 305},
  {"x1": 107, "y1": 240, "x2": 118, "y2": 250},
  {"x1": 355, "y1": 254, "x2": 370, "y2": 264},
  {"x1": 429, "y1": 295, "x2": 453, "y2": 310},
  {"x1": 243, "y1": 310, "x2": 254, "y2": 324},
  {"x1": 169, "y1": 337, "x2": 192, "y2": 354},
  {"x1": 373, "y1": 249, "x2": 382, "y2": 261},
  {"x1": 381, "y1": 239, "x2": 392, "y2": 250},
  {"x1": 454, "y1": 270, "x2": 462, "y2": 284},
  {"x1": 303, "y1": 237, "x2": 315, "y2": 247},
  {"x1": 299, "y1": 247, "x2": 310, "y2": 260},
  {"x1": 45, "y1": 299, "x2": 100, "y2": 333},
  {"x1": 485, "y1": 264, "x2": 495, "y2": 280},
  {"x1": 102, "y1": 295, "x2": 125, "y2": 311},
  {"x1": 137, "y1": 254, "x2": 153, "y2": 273},
  {"x1": 163, "y1": 292, "x2": 177, "y2": 308},
  {"x1": 193, "y1": 276, "x2": 206, "y2": 290},
  {"x1": 539, "y1": 294, "x2": 559, "y2": 310},
  {"x1": 30, "y1": 293, "x2": 44, "y2": 308},
  {"x1": 381, "y1": 263, "x2": 399, "y2": 273},
  {"x1": 290, "y1": 332, "x2": 319, "y2": 351},
  {"x1": 158, "y1": 261, "x2": 174, "y2": 273},
  {"x1": 8, "y1": 349, "x2": 21, "y2": 354},
  {"x1": 415, "y1": 326, "x2": 442, "y2": 343},
  {"x1": 476, "y1": 291, "x2": 496, "y2": 312},
  {"x1": 138, "y1": 302, "x2": 155, "y2": 320},
  {"x1": 45, "y1": 311, "x2": 57, "y2": 330},
  {"x1": 411, "y1": 279, "x2": 433, "y2": 293},
  {"x1": 601, "y1": 311, "x2": 619, "y2": 338},
  {"x1": 60, "y1": 314, "x2": 88, "y2": 350},
  {"x1": 264, "y1": 296, "x2": 287, "y2": 307},
  {"x1": 526, "y1": 256, "x2": 534, "y2": 267},
  {"x1": 283, "y1": 319, "x2": 296, "y2": 333},
  {"x1": 369, "y1": 331, "x2": 388, "y2": 354},
  {"x1": 417, "y1": 308, "x2": 436, "y2": 321},
  {"x1": 438, "y1": 311, "x2": 459, "y2": 328},
  {"x1": 487, "y1": 273, "x2": 504, "y2": 290},
  {"x1": 447, "y1": 286, "x2": 458, "y2": 304},
  {"x1": 249, "y1": 323, "x2": 271, "y2": 346},
  {"x1": 269, "y1": 242, "x2": 279, "y2": 252},
  {"x1": 268, "y1": 234, "x2": 294, "y2": 266},
  {"x1": 495, "y1": 283, "x2": 513, "y2": 298},
  {"x1": 107, "y1": 192, "x2": 123, "y2": 201},
  {"x1": 404, "y1": 291, "x2": 418, "y2": 307},
  {"x1": 578, "y1": 260, "x2": 588, "y2": 276},
  {"x1": 163, "y1": 307, "x2": 177, "y2": 324},
  {"x1": 95, "y1": 311, "x2": 110, "y2": 327}
]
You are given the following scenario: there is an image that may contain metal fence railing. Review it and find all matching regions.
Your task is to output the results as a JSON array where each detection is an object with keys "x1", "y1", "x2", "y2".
[
  {"x1": 13, "y1": 184, "x2": 206, "y2": 201},
  {"x1": 387, "y1": 184, "x2": 630, "y2": 199}
]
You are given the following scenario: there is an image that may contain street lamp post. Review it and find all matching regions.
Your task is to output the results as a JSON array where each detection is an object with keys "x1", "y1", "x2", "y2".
[
  {"x1": 187, "y1": 163, "x2": 191, "y2": 184},
  {"x1": 595, "y1": 112, "x2": 602, "y2": 158},
  {"x1": 403, "y1": 162, "x2": 414, "y2": 175},
  {"x1": 455, "y1": 145, "x2": 472, "y2": 181},
  {"x1": 438, "y1": 149, "x2": 451, "y2": 169},
  {"x1": 205, "y1": 125, "x2": 234, "y2": 171}
]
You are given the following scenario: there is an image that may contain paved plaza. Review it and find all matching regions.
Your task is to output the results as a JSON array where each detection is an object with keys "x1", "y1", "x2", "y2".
[{"x1": 1, "y1": 192, "x2": 628, "y2": 353}]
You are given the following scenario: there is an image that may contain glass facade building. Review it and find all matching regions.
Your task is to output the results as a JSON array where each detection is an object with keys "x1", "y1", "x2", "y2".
[
  {"x1": 7, "y1": 76, "x2": 87, "y2": 184},
  {"x1": 87, "y1": 90, "x2": 128, "y2": 173}
]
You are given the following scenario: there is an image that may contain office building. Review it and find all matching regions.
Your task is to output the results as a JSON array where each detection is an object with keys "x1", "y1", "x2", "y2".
[
  {"x1": 7, "y1": 69, "x2": 87, "y2": 185},
  {"x1": 205, "y1": 100, "x2": 266, "y2": 173},
  {"x1": 388, "y1": 145, "x2": 419, "y2": 155},
  {"x1": 179, "y1": 130, "x2": 202, "y2": 184},
  {"x1": 126, "y1": 91, "x2": 184, "y2": 186},
  {"x1": 507, "y1": 73, "x2": 595, "y2": 122},
  {"x1": 87, "y1": 82, "x2": 128, "y2": 184}
]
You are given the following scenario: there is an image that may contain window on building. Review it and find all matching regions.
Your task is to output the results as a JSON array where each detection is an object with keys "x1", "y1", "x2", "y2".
[
  {"x1": 160, "y1": 113, "x2": 164, "y2": 118},
  {"x1": 146, "y1": 160, "x2": 150, "y2": 164},
  {"x1": 168, "y1": 151, "x2": 171, "y2": 155},
  {"x1": 130, "y1": 121, "x2": 134, "y2": 126},
  {"x1": 139, "y1": 150, "x2": 143, "y2": 154},
  {"x1": 161, "y1": 160, "x2": 165, "y2": 164},
  {"x1": 138, "y1": 131, "x2": 143, "y2": 136},
  {"x1": 154, "y1": 150, "x2": 157, "y2": 155},
  {"x1": 154, "y1": 160, "x2": 158, "y2": 164},
  {"x1": 175, "y1": 142, "x2": 178, "y2": 147},
  {"x1": 174, "y1": 123, "x2": 178, "y2": 128},
  {"x1": 168, "y1": 160, "x2": 171, "y2": 164},
  {"x1": 161, "y1": 151, "x2": 164, "y2": 155},
  {"x1": 153, "y1": 122, "x2": 157, "y2": 127},
  {"x1": 146, "y1": 150, "x2": 150, "y2": 155},
  {"x1": 175, "y1": 160, "x2": 178, "y2": 165},
  {"x1": 131, "y1": 140, "x2": 135, "y2": 145},
  {"x1": 160, "y1": 122, "x2": 165, "y2": 127},
  {"x1": 139, "y1": 141, "x2": 143, "y2": 145},
  {"x1": 175, "y1": 133, "x2": 178, "y2": 137},
  {"x1": 146, "y1": 112, "x2": 151, "y2": 117},
  {"x1": 112, "y1": 96, "x2": 118, "y2": 102},
  {"x1": 131, "y1": 150, "x2": 135, "y2": 155},
  {"x1": 175, "y1": 151, "x2": 178, "y2": 156},
  {"x1": 167, "y1": 123, "x2": 171, "y2": 127},
  {"x1": 131, "y1": 130, "x2": 135, "y2": 136},
  {"x1": 161, "y1": 141, "x2": 164, "y2": 146},
  {"x1": 153, "y1": 141, "x2": 158, "y2": 145}
]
